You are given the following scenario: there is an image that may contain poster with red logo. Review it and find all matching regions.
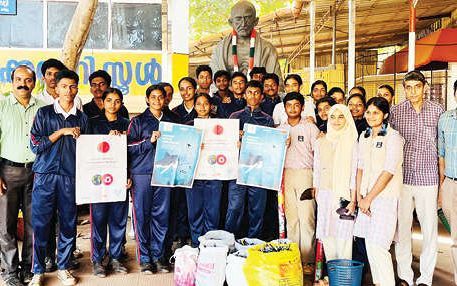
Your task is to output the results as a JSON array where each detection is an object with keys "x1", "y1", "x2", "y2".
[
  {"x1": 75, "y1": 135, "x2": 127, "y2": 205},
  {"x1": 194, "y1": 119, "x2": 239, "y2": 180}
]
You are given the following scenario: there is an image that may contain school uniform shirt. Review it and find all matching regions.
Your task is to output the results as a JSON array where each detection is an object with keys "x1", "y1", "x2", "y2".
[
  {"x1": 83, "y1": 98, "x2": 129, "y2": 120},
  {"x1": 30, "y1": 100, "x2": 89, "y2": 176},
  {"x1": 229, "y1": 106, "x2": 274, "y2": 130},
  {"x1": 272, "y1": 99, "x2": 316, "y2": 126},
  {"x1": 172, "y1": 102, "x2": 197, "y2": 123},
  {"x1": 260, "y1": 95, "x2": 281, "y2": 116},
  {"x1": 354, "y1": 126, "x2": 404, "y2": 250},
  {"x1": 279, "y1": 118, "x2": 319, "y2": 169},
  {"x1": 35, "y1": 89, "x2": 83, "y2": 110},
  {"x1": 127, "y1": 109, "x2": 173, "y2": 175}
]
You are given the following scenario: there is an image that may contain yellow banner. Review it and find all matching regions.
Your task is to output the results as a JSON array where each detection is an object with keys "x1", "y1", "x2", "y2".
[{"x1": 0, "y1": 49, "x2": 188, "y2": 97}]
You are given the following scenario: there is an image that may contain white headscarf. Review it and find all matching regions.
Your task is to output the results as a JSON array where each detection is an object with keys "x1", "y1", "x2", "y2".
[{"x1": 326, "y1": 104, "x2": 358, "y2": 200}]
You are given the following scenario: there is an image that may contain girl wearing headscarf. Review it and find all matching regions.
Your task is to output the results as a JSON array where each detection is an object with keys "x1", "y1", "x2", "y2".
[
  {"x1": 313, "y1": 104, "x2": 358, "y2": 260},
  {"x1": 354, "y1": 97, "x2": 404, "y2": 286}
]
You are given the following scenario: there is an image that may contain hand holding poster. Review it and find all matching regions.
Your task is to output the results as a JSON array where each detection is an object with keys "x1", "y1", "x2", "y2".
[
  {"x1": 237, "y1": 123, "x2": 288, "y2": 191},
  {"x1": 194, "y1": 118, "x2": 239, "y2": 180},
  {"x1": 151, "y1": 122, "x2": 203, "y2": 188},
  {"x1": 76, "y1": 135, "x2": 127, "y2": 205}
]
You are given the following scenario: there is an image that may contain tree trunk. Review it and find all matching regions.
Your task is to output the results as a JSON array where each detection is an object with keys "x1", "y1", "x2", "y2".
[{"x1": 61, "y1": 0, "x2": 98, "y2": 71}]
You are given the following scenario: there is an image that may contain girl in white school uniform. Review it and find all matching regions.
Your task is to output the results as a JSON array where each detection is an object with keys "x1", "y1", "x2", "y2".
[
  {"x1": 313, "y1": 104, "x2": 358, "y2": 260},
  {"x1": 354, "y1": 97, "x2": 404, "y2": 286}
]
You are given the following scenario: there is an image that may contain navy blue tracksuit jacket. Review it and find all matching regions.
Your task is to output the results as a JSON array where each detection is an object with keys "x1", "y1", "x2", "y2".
[
  {"x1": 127, "y1": 109, "x2": 173, "y2": 263},
  {"x1": 30, "y1": 104, "x2": 88, "y2": 274},
  {"x1": 225, "y1": 107, "x2": 274, "y2": 238}
]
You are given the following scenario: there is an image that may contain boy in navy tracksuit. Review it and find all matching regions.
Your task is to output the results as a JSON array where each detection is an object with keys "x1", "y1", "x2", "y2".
[
  {"x1": 225, "y1": 80, "x2": 274, "y2": 239},
  {"x1": 127, "y1": 84, "x2": 173, "y2": 274},
  {"x1": 29, "y1": 70, "x2": 88, "y2": 286},
  {"x1": 212, "y1": 72, "x2": 247, "y2": 119},
  {"x1": 88, "y1": 88, "x2": 130, "y2": 278},
  {"x1": 185, "y1": 93, "x2": 222, "y2": 247}
]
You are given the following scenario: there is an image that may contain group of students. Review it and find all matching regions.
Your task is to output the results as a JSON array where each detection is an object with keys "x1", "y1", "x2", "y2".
[{"x1": 0, "y1": 58, "x2": 453, "y2": 286}]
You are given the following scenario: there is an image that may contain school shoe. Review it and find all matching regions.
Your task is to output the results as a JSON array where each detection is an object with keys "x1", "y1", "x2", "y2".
[
  {"x1": 57, "y1": 270, "x2": 77, "y2": 286},
  {"x1": 110, "y1": 259, "x2": 127, "y2": 274},
  {"x1": 156, "y1": 258, "x2": 170, "y2": 273},
  {"x1": 21, "y1": 270, "x2": 34, "y2": 284},
  {"x1": 93, "y1": 262, "x2": 106, "y2": 278},
  {"x1": 28, "y1": 274, "x2": 44, "y2": 286},
  {"x1": 45, "y1": 257, "x2": 57, "y2": 272},
  {"x1": 140, "y1": 263, "x2": 154, "y2": 275},
  {"x1": 73, "y1": 248, "x2": 83, "y2": 259},
  {"x1": 4, "y1": 275, "x2": 23, "y2": 286}
]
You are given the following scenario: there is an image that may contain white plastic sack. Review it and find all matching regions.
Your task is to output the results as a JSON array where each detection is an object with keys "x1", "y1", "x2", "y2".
[
  {"x1": 173, "y1": 245, "x2": 199, "y2": 286},
  {"x1": 195, "y1": 245, "x2": 228, "y2": 286},
  {"x1": 225, "y1": 252, "x2": 248, "y2": 286},
  {"x1": 198, "y1": 230, "x2": 235, "y2": 251}
]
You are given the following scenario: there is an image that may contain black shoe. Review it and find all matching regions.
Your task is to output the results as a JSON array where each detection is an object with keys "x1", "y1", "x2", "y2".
[
  {"x1": 110, "y1": 259, "x2": 127, "y2": 274},
  {"x1": 156, "y1": 258, "x2": 170, "y2": 273},
  {"x1": 67, "y1": 257, "x2": 80, "y2": 270},
  {"x1": 4, "y1": 275, "x2": 23, "y2": 286},
  {"x1": 20, "y1": 270, "x2": 33, "y2": 284},
  {"x1": 140, "y1": 263, "x2": 153, "y2": 275},
  {"x1": 45, "y1": 257, "x2": 57, "y2": 272},
  {"x1": 150, "y1": 261, "x2": 158, "y2": 274},
  {"x1": 93, "y1": 262, "x2": 106, "y2": 278}
]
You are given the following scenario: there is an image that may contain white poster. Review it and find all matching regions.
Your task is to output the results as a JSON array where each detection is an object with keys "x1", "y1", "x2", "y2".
[
  {"x1": 76, "y1": 135, "x2": 127, "y2": 205},
  {"x1": 194, "y1": 119, "x2": 239, "y2": 180}
]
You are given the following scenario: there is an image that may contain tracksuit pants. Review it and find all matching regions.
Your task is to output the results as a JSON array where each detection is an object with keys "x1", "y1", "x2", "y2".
[
  {"x1": 90, "y1": 198, "x2": 128, "y2": 263},
  {"x1": 131, "y1": 174, "x2": 170, "y2": 264},
  {"x1": 225, "y1": 180, "x2": 267, "y2": 238},
  {"x1": 186, "y1": 180, "x2": 222, "y2": 246},
  {"x1": 32, "y1": 173, "x2": 77, "y2": 274}
]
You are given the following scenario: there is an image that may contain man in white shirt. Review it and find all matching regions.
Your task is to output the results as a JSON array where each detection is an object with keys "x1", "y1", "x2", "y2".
[
  {"x1": 35, "y1": 58, "x2": 83, "y2": 110},
  {"x1": 272, "y1": 74, "x2": 315, "y2": 126}
]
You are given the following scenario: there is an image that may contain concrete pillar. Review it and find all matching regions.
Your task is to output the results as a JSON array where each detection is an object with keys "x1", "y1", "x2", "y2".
[
  {"x1": 348, "y1": 0, "x2": 356, "y2": 90},
  {"x1": 309, "y1": 0, "x2": 315, "y2": 85}
]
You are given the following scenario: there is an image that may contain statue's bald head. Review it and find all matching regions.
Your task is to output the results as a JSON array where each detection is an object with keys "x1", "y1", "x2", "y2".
[{"x1": 229, "y1": 1, "x2": 259, "y2": 37}]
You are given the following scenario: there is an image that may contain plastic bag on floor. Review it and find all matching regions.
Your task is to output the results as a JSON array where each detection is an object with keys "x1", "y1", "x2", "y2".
[
  {"x1": 173, "y1": 245, "x2": 199, "y2": 286},
  {"x1": 244, "y1": 242, "x2": 303, "y2": 286},
  {"x1": 195, "y1": 244, "x2": 228, "y2": 286},
  {"x1": 198, "y1": 230, "x2": 235, "y2": 251},
  {"x1": 226, "y1": 251, "x2": 248, "y2": 286}
]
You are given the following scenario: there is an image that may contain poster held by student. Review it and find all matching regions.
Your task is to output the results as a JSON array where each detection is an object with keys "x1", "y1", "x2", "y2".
[{"x1": 76, "y1": 134, "x2": 127, "y2": 205}]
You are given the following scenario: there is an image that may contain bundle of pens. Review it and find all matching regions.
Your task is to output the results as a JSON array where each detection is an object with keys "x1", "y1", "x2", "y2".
[{"x1": 257, "y1": 243, "x2": 292, "y2": 253}]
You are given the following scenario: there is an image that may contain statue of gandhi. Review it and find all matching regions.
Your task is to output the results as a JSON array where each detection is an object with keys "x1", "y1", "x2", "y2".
[{"x1": 209, "y1": 1, "x2": 283, "y2": 83}]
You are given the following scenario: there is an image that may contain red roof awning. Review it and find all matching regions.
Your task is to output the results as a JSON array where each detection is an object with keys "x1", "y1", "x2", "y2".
[{"x1": 380, "y1": 28, "x2": 457, "y2": 74}]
